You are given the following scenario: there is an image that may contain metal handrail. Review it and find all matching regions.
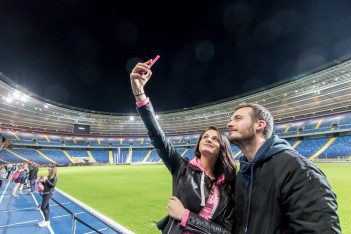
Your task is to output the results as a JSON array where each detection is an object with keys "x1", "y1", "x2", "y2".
[{"x1": 50, "y1": 197, "x2": 103, "y2": 234}]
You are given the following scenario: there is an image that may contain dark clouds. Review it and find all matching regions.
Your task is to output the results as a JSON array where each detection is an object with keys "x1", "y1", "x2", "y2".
[{"x1": 1, "y1": 0, "x2": 351, "y2": 113}]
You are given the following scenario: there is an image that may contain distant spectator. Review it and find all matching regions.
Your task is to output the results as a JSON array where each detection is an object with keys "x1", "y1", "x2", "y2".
[
  {"x1": 0, "y1": 133, "x2": 4, "y2": 150},
  {"x1": 28, "y1": 163, "x2": 39, "y2": 195},
  {"x1": 10, "y1": 163, "x2": 17, "y2": 182},
  {"x1": 36, "y1": 175, "x2": 45, "y2": 210},
  {"x1": 6, "y1": 163, "x2": 12, "y2": 181},
  {"x1": 12, "y1": 162, "x2": 29, "y2": 196},
  {"x1": 0, "y1": 166, "x2": 7, "y2": 187},
  {"x1": 0, "y1": 133, "x2": 11, "y2": 149},
  {"x1": 38, "y1": 166, "x2": 58, "y2": 228}
]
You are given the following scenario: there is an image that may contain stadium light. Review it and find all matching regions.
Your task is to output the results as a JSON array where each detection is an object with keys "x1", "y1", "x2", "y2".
[
  {"x1": 20, "y1": 94, "x2": 28, "y2": 102},
  {"x1": 13, "y1": 90, "x2": 20, "y2": 98}
]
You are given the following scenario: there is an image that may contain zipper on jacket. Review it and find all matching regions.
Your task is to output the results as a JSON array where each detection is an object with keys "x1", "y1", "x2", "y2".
[
  {"x1": 167, "y1": 219, "x2": 174, "y2": 234},
  {"x1": 244, "y1": 183, "x2": 250, "y2": 233},
  {"x1": 243, "y1": 164, "x2": 255, "y2": 234},
  {"x1": 188, "y1": 222, "x2": 211, "y2": 234},
  {"x1": 211, "y1": 191, "x2": 230, "y2": 220}
]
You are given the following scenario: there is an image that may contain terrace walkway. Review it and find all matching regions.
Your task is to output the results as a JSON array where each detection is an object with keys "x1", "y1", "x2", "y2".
[{"x1": 0, "y1": 180, "x2": 134, "y2": 234}]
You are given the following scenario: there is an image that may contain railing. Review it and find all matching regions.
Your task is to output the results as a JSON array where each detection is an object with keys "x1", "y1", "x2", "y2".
[{"x1": 51, "y1": 197, "x2": 103, "y2": 234}]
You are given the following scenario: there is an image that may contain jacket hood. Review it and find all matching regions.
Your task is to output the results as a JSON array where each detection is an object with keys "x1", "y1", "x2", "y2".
[
  {"x1": 238, "y1": 135, "x2": 294, "y2": 231},
  {"x1": 190, "y1": 157, "x2": 226, "y2": 207},
  {"x1": 240, "y1": 135, "x2": 293, "y2": 174}
]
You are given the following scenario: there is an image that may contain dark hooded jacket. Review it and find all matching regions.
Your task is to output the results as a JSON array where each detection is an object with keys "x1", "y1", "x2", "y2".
[
  {"x1": 137, "y1": 101, "x2": 234, "y2": 234},
  {"x1": 43, "y1": 176, "x2": 57, "y2": 194},
  {"x1": 28, "y1": 165, "x2": 38, "y2": 180},
  {"x1": 233, "y1": 135, "x2": 341, "y2": 234}
]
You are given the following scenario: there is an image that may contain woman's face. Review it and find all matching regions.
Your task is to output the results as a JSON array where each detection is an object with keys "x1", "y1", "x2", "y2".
[{"x1": 199, "y1": 129, "x2": 221, "y2": 159}]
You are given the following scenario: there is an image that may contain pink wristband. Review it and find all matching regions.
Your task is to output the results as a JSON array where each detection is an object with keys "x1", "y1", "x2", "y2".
[
  {"x1": 136, "y1": 97, "x2": 150, "y2": 108},
  {"x1": 180, "y1": 209, "x2": 190, "y2": 227}
]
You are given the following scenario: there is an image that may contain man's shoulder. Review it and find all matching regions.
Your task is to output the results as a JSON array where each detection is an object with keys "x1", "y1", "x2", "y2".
[
  {"x1": 269, "y1": 149, "x2": 311, "y2": 169},
  {"x1": 271, "y1": 150, "x2": 326, "y2": 178},
  {"x1": 271, "y1": 149, "x2": 301, "y2": 161}
]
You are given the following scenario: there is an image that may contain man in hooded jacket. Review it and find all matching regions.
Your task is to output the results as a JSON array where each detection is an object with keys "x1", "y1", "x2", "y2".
[{"x1": 227, "y1": 103, "x2": 341, "y2": 234}]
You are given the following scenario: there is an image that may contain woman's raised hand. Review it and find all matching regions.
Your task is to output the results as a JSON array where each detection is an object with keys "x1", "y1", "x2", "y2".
[{"x1": 130, "y1": 60, "x2": 152, "y2": 96}]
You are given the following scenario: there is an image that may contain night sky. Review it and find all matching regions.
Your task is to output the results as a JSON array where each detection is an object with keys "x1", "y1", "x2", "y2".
[{"x1": 1, "y1": 0, "x2": 351, "y2": 113}]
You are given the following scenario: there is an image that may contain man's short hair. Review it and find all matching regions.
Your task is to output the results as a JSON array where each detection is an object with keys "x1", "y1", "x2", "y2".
[{"x1": 234, "y1": 103, "x2": 274, "y2": 139}]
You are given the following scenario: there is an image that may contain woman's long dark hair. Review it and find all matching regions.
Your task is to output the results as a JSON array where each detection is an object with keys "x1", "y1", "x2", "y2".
[{"x1": 194, "y1": 126, "x2": 237, "y2": 193}]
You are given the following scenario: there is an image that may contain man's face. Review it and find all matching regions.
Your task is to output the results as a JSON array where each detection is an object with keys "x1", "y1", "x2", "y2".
[{"x1": 227, "y1": 107, "x2": 257, "y2": 145}]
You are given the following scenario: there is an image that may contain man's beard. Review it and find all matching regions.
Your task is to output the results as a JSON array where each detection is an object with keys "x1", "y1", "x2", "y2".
[{"x1": 228, "y1": 125, "x2": 256, "y2": 148}]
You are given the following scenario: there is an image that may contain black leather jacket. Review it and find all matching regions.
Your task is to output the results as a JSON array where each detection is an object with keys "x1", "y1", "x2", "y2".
[
  {"x1": 43, "y1": 176, "x2": 57, "y2": 194},
  {"x1": 28, "y1": 166, "x2": 38, "y2": 180},
  {"x1": 137, "y1": 101, "x2": 234, "y2": 234},
  {"x1": 233, "y1": 136, "x2": 341, "y2": 234}
]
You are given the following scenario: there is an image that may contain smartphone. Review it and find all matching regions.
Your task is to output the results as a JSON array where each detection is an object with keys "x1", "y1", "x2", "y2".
[
  {"x1": 140, "y1": 55, "x2": 160, "y2": 75},
  {"x1": 149, "y1": 55, "x2": 160, "y2": 68}
]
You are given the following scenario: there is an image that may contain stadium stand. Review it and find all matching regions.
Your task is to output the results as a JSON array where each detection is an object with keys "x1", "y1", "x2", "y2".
[
  {"x1": 2, "y1": 112, "x2": 351, "y2": 166},
  {"x1": 90, "y1": 150, "x2": 110, "y2": 163},
  {"x1": 319, "y1": 135, "x2": 351, "y2": 159}
]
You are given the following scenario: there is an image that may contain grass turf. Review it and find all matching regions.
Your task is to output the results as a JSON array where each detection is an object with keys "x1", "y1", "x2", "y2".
[{"x1": 39, "y1": 163, "x2": 350, "y2": 234}]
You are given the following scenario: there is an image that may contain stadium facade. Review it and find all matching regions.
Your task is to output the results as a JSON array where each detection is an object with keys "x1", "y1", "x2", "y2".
[{"x1": 1, "y1": 58, "x2": 351, "y2": 137}]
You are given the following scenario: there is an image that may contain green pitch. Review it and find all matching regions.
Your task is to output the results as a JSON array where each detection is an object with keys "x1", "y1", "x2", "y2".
[{"x1": 39, "y1": 163, "x2": 350, "y2": 234}]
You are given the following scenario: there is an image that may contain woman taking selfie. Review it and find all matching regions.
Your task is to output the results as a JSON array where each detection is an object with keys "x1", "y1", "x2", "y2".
[{"x1": 130, "y1": 60, "x2": 236, "y2": 233}]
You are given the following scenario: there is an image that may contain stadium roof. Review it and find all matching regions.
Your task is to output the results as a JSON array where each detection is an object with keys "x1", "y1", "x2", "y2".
[{"x1": 1, "y1": 58, "x2": 351, "y2": 136}]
